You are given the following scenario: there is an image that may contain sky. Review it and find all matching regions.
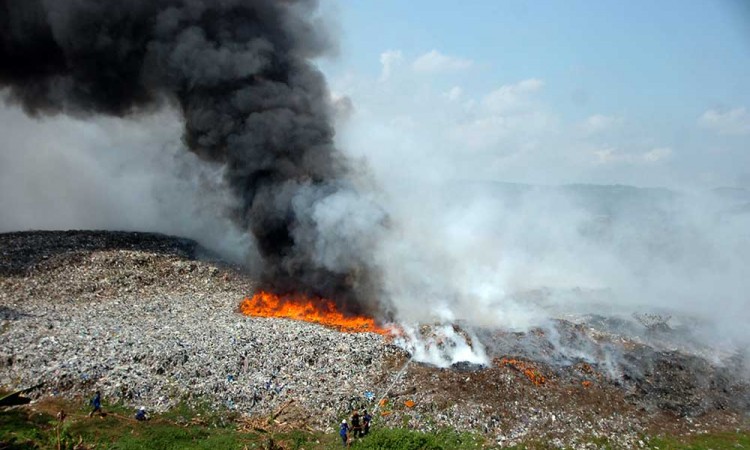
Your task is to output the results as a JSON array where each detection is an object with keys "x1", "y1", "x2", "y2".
[{"x1": 319, "y1": 0, "x2": 750, "y2": 189}]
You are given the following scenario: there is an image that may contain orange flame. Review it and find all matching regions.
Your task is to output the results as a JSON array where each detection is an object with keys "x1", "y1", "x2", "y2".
[
  {"x1": 239, "y1": 291, "x2": 389, "y2": 335},
  {"x1": 498, "y1": 357, "x2": 547, "y2": 386}
]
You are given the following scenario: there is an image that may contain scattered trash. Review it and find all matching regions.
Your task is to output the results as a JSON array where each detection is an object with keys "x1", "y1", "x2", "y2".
[
  {"x1": 0, "y1": 233, "x2": 404, "y2": 429},
  {"x1": 3, "y1": 231, "x2": 745, "y2": 450}
]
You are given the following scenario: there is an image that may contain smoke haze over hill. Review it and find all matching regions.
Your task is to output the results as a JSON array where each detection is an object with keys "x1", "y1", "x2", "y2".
[{"x1": 1, "y1": 0, "x2": 749, "y2": 368}]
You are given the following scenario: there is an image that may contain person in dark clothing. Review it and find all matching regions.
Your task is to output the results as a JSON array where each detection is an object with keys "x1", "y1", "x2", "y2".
[
  {"x1": 135, "y1": 406, "x2": 148, "y2": 421},
  {"x1": 88, "y1": 391, "x2": 102, "y2": 417},
  {"x1": 350, "y1": 410, "x2": 362, "y2": 438},
  {"x1": 362, "y1": 409, "x2": 372, "y2": 435},
  {"x1": 339, "y1": 420, "x2": 349, "y2": 447}
]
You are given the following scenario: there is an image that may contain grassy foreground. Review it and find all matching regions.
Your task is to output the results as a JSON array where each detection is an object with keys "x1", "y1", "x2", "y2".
[
  {"x1": 0, "y1": 397, "x2": 485, "y2": 450},
  {"x1": 1, "y1": 398, "x2": 748, "y2": 449}
]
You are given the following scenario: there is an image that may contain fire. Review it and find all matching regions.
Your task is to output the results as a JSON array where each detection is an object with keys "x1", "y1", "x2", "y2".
[
  {"x1": 239, "y1": 291, "x2": 389, "y2": 335},
  {"x1": 498, "y1": 357, "x2": 547, "y2": 386}
]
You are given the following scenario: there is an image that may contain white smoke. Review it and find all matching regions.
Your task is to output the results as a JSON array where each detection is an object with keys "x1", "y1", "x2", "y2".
[
  {"x1": 3, "y1": 74, "x2": 749, "y2": 371},
  {"x1": 0, "y1": 105, "x2": 257, "y2": 266},
  {"x1": 2, "y1": 6, "x2": 748, "y2": 371},
  {"x1": 394, "y1": 324, "x2": 488, "y2": 368},
  {"x1": 330, "y1": 71, "x2": 750, "y2": 367},
  {"x1": 372, "y1": 182, "x2": 750, "y2": 366}
]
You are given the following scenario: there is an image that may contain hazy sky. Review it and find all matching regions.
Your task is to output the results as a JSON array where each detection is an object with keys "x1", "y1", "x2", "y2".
[{"x1": 320, "y1": 0, "x2": 750, "y2": 189}]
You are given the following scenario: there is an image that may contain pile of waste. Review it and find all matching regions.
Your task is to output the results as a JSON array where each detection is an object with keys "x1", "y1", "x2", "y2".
[{"x1": 1, "y1": 231, "x2": 748, "y2": 448}]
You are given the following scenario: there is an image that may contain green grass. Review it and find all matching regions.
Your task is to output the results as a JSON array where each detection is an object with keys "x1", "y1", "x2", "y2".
[
  {"x1": 157, "y1": 399, "x2": 239, "y2": 428},
  {"x1": 350, "y1": 427, "x2": 485, "y2": 450},
  {"x1": 61, "y1": 412, "x2": 255, "y2": 449},
  {"x1": 2, "y1": 407, "x2": 482, "y2": 450},
  {"x1": 0, "y1": 400, "x2": 330, "y2": 450},
  {"x1": 0, "y1": 406, "x2": 52, "y2": 448},
  {"x1": 100, "y1": 423, "x2": 251, "y2": 450},
  {"x1": 2, "y1": 400, "x2": 749, "y2": 450}
]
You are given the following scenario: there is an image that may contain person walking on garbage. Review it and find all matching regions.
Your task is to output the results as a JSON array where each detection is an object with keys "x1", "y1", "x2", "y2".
[
  {"x1": 339, "y1": 419, "x2": 349, "y2": 447},
  {"x1": 362, "y1": 409, "x2": 372, "y2": 435},
  {"x1": 350, "y1": 409, "x2": 362, "y2": 438},
  {"x1": 88, "y1": 391, "x2": 103, "y2": 417},
  {"x1": 135, "y1": 406, "x2": 149, "y2": 421}
]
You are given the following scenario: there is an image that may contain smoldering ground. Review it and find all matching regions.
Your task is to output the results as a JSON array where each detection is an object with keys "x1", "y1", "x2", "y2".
[
  {"x1": 365, "y1": 178, "x2": 750, "y2": 374},
  {"x1": 330, "y1": 61, "x2": 750, "y2": 370}
]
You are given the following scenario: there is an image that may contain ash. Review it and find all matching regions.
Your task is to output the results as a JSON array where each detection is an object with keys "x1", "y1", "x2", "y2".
[{"x1": 1, "y1": 231, "x2": 748, "y2": 448}]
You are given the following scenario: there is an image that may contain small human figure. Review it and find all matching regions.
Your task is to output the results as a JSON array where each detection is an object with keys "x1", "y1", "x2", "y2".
[
  {"x1": 251, "y1": 387, "x2": 261, "y2": 408},
  {"x1": 135, "y1": 406, "x2": 148, "y2": 421},
  {"x1": 362, "y1": 409, "x2": 372, "y2": 435},
  {"x1": 350, "y1": 410, "x2": 362, "y2": 438},
  {"x1": 339, "y1": 419, "x2": 349, "y2": 447},
  {"x1": 88, "y1": 391, "x2": 102, "y2": 417}
]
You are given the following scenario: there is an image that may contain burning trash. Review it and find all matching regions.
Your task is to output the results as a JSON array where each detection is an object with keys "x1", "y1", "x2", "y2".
[
  {"x1": 498, "y1": 357, "x2": 547, "y2": 386},
  {"x1": 239, "y1": 291, "x2": 390, "y2": 335}
]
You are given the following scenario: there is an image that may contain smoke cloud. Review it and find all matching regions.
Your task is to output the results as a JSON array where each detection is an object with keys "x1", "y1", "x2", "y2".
[
  {"x1": 3, "y1": 0, "x2": 748, "y2": 373},
  {"x1": 0, "y1": 0, "x2": 382, "y2": 313},
  {"x1": 332, "y1": 71, "x2": 750, "y2": 367}
]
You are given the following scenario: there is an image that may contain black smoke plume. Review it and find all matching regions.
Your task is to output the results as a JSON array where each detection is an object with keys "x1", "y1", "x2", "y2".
[{"x1": 0, "y1": 0, "x2": 380, "y2": 313}]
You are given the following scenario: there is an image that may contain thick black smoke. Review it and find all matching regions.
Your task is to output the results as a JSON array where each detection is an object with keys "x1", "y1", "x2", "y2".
[{"x1": 0, "y1": 0, "x2": 380, "y2": 313}]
